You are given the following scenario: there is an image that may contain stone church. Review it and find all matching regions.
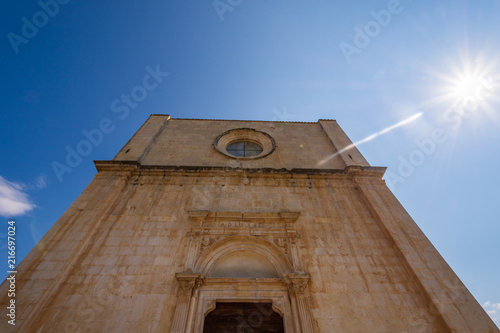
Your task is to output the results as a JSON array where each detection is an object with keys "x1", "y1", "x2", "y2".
[{"x1": 1, "y1": 115, "x2": 498, "y2": 332}]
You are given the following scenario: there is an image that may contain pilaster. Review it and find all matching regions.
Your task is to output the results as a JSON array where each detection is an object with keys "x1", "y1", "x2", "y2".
[
  {"x1": 171, "y1": 273, "x2": 204, "y2": 333},
  {"x1": 284, "y1": 273, "x2": 315, "y2": 333}
]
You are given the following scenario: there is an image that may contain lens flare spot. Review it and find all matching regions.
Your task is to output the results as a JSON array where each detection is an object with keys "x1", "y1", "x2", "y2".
[{"x1": 452, "y1": 75, "x2": 485, "y2": 100}]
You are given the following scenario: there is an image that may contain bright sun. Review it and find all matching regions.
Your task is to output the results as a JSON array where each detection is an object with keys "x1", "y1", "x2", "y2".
[
  {"x1": 452, "y1": 75, "x2": 486, "y2": 99},
  {"x1": 427, "y1": 56, "x2": 497, "y2": 110}
]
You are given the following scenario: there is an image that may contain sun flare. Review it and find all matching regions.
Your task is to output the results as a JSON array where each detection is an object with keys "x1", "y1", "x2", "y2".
[
  {"x1": 416, "y1": 57, "x2": 499, "y2": 125},
  {"x1": 451, "y1": 74, "x2": 486, "y2": 100},
  {"x1": 439, "y1": 58, "x2": 498, "y2": 108}
]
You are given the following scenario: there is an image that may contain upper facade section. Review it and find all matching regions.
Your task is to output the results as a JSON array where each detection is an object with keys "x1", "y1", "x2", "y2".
[{"x1": 112, "y1": 115, "x2": 370, "y2": 170}]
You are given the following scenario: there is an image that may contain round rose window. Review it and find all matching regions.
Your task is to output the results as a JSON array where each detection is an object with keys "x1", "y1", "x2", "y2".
[
  {"x1": 226, "y1": 141, "x2": 263, "y2": 157},
  {"x1": 214, "y1": 128, "x2": 275, "y2": 159}
]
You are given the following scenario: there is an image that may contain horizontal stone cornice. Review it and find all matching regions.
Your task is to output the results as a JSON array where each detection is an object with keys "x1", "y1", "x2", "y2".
[{"x1": 94, "y1": 160, "x2": 386, "y2": 179}]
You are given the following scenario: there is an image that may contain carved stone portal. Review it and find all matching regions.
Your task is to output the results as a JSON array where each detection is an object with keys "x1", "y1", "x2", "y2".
[{"x1": 171, "y1": 211, "x2": 316, "y2": 332}]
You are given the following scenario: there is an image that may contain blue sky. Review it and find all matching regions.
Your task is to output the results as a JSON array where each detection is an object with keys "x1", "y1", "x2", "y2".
[{"x1": 1, "y1": 0, "x2": 499, "y2": 325}]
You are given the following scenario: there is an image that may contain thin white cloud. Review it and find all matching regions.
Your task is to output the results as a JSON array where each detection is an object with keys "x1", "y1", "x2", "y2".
[
  {"x1": 34, "y1": 174, "x2": 47, "y2": 190},
  {"x1": 483, "y1": 301, "x2": 500, "y2": 327},
  {"x1": 0, "y1": 175, "x2": 36, "y2": 217}
]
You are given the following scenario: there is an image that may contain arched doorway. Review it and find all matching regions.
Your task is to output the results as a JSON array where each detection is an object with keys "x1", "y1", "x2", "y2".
[
  {"x1": 172, "y1": 230, "x2": 315, "y2": 332},
  {"x1": 203, "y1": 302, "x2": 284, "y2": 333}
]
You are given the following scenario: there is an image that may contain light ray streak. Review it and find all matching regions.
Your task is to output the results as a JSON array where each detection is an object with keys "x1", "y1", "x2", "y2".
[{"x1": 318, "y1": 112, "x2": 423, "y2": 166}]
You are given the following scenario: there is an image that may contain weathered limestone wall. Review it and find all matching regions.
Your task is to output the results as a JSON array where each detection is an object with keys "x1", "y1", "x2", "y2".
[
  {"x1": 113, "y1": 116, "x2": 349, "y2": 170},
  {"x1": 1, "y1": 117, "x2": 497, "y2": 333},
  {"x1": 1, "y1": 167, "x2": 480, "y2": 332},
  {"x1": 0, "y1": 170, "x2": 134, "y2": 332},
  {"x1": 354, "y1": 175, "x2": 498, "y2": 332}
]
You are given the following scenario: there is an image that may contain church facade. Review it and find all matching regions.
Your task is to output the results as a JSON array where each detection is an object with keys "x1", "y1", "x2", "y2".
[{"x1": 1, "y1": 115, "x2": 497, "y2": 332}]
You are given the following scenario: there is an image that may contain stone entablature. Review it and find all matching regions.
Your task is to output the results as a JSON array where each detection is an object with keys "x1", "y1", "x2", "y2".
[{"x1": 93, "y1": 160, "x2": 387, "y2": 186}]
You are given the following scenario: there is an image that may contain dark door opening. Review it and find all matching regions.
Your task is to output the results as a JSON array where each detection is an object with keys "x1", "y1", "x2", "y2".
[{"x1": 203, "y1": 302, "x2": 285, "y2": 333}]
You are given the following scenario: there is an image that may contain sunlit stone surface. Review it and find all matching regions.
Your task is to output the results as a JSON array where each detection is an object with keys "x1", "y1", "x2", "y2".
[{"x1": 0, "y1": 115, "x2": 497, "y2": 332}]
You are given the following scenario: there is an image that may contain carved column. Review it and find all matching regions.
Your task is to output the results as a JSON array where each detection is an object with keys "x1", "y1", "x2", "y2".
[
  {"x1": 171, "y1": 273, "x2": 204, "y2": 333},
  {"x1": 284, "y1": 273, "x2": 315, "y2": 333}
]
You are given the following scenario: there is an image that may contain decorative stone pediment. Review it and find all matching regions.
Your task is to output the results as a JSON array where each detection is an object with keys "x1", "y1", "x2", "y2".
[{"x1": 184, "y1": 210, "x2": 303, "y2": 273}]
